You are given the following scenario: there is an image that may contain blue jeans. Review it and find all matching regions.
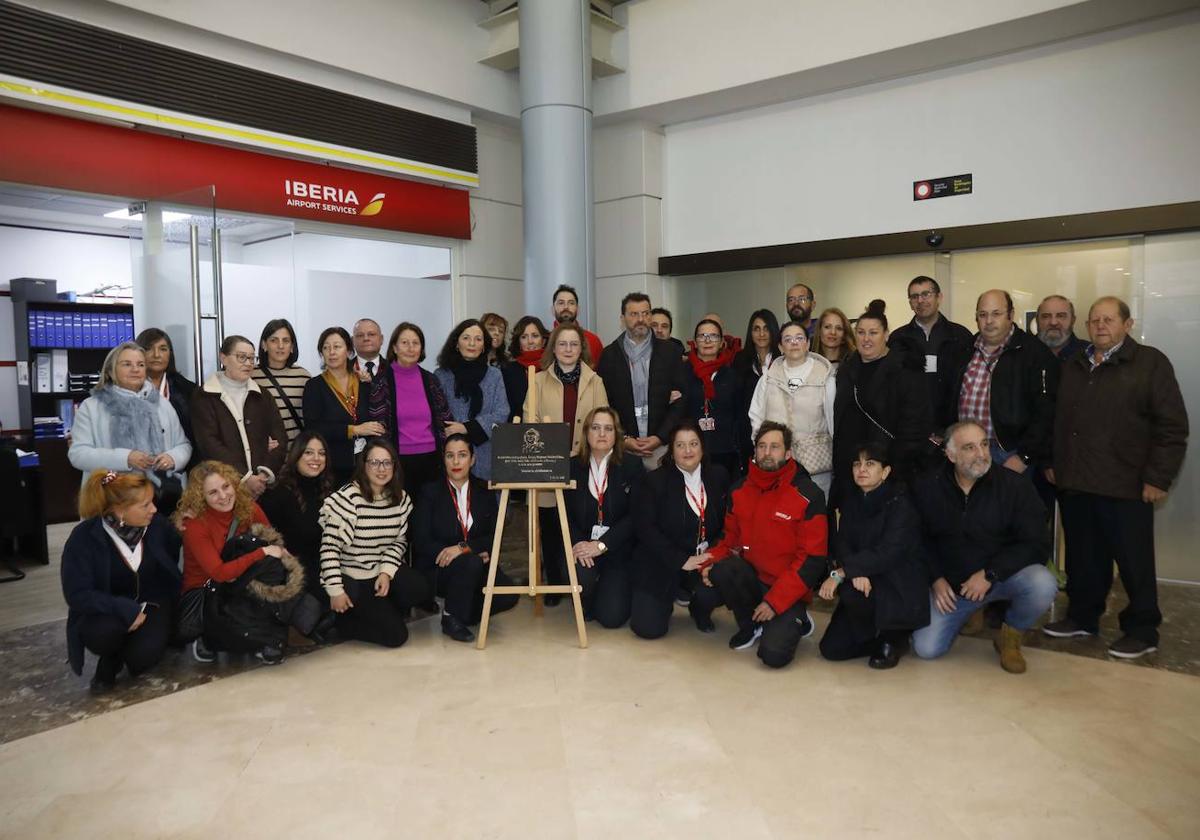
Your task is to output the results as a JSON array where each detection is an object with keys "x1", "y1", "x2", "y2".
[
  {"x1": 990, "y1": 440, "x2": 1033, "y2": 479},
  {"x1": 912, "y1": 564, "x2": 1058, "y2": 660}
]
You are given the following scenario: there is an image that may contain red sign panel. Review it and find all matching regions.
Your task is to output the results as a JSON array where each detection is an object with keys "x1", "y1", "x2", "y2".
[{"x1": 0, "y1": 104, "x2": 471, "y2": 239}]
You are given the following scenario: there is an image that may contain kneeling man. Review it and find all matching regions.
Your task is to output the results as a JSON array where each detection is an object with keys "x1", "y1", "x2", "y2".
[{"x1": 911, "y1": 421, "x2": 1056, "y2": 673}]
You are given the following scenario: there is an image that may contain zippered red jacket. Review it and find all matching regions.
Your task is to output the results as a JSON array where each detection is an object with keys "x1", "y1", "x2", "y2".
[{"x1": 703, "y1": 458, "x2": 828, "y2": 613}]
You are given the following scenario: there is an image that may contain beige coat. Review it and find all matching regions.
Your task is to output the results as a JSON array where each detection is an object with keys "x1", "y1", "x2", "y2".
[{"x1": 524, "y1": 363, "x2": 609, "y2": 508}]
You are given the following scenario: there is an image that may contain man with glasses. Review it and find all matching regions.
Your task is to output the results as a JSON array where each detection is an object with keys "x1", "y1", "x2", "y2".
[
  {"x1": 911, "y1": 421, "x2": 1056, "y2": 673},
  {"x1": 595, "y1": 292, "x2": 687, "y2": 470},
  {"x1": 1043, "y1": 297, "x2": 1188, "y2": 659},
  {"x1": 889, "y1": 275, "x2": 973, "y2": 414},
  {"x1": 784, "y1": 283, "x2": 817, "y2": 339}
]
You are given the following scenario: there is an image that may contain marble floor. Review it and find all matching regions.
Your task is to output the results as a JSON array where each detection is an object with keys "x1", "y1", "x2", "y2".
[{"x1": 2, "y1": 604, "x2": 1199, "y2": 840}]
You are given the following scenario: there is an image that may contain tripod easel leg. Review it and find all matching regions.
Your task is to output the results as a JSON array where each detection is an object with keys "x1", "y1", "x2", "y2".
[
  {"x1": 530, "y1": 490, "x2": 544, "y2": 616},
  {"x1": 556, "y1": 488, "x2": 588, "y2": 649},
  {"x1": 476, "y1": 488, "x2": 510, "y2": 650}
]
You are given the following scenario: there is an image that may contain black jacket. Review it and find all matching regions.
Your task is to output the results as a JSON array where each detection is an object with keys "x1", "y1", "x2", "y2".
[
  {"x1": 831, "y1": 480, "x2": 930, "y2": 633},
  {"x1": 911, "y1": 462, "x2": 1048, "y2": 590},
  {"x1": 888, "y1": 314, "x2": 974, "y2": 415},
  {"x1": 941, "y1": 325, "x2": 1059, "y2": 464},
  {"x1": 832, "y1": 350, "x2": 932, "y2": 489},
  {"x1": 60, "y1": 515, "x2": 182, "y2": 674},
  {"x1": 411, "y1": 477, "x2": 498, "y2": 569},
  {"x1": 374, "y1": 363, "x2": 454, "y2": 455},
  {"x1": 682, "y1": 360, "x2": 748, "y2": 461},
  {"x1": 595, "y1": 335, "x2": 687, "y2": 442},
  {"x1": 258, "y1": 477, "x2": 328, "y2": 571},
  {"x1": 302, "y1": 376, "x2": 365, "y2": 479},
  {"x1": 563, "y1": 456, "x2": 643, "y2": 556},
  {"x1": 164, "y1": 371, "x2": 198, "y2": 465},
  {"x1": 633, "y1": 463, "x2": 730, "y2": 597}
]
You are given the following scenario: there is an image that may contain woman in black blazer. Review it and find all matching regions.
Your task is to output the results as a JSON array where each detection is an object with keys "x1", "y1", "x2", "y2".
[
  {"x1": 561, "y1": 406, "x2": 644, "y2": 629},
  {"x1": 630, "y1": 420, "x2": 731, "y2": 640},
  {"x1": 412, "y1": 434, "x2": 518, "y2": 642},
  {"x1": 61, "y1": 470, "x2": 182, "y2": 693},
  {"x1": 303, "y1": 326, "x2": 385, "y2": 485},
  {"x1": 137, "y1": 327, "x2": 198, "y2": 462}
]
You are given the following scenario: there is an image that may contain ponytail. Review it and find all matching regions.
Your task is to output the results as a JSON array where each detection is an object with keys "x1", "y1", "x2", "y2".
[{"x1": 78, "y1": 470, "x2": 152, "y2": 520}]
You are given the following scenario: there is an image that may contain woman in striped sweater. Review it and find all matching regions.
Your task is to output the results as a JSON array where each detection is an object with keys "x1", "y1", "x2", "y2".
[
  {"x1": 319, "y1": 438, "x2": 431, "y2": 648},
  {"x1": 251, "y1": 319, "x2": 311, "y2": 447}
]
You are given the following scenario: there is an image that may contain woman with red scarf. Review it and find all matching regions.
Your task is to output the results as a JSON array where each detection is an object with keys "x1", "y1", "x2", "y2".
[
  {"x1": 683, "y1": 318, "x2": 749, "y2": 477},
  {"x1": 501, "y1": 315, "x2": 549, "y2": 416}
]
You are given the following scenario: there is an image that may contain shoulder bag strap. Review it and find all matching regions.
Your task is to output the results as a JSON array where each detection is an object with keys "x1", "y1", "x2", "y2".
[
  {"x1": 262, "y1": 367, "x2": 303, "y2": 430},
  {"x1": 852, "y1": 385, "x2": 895, "y2": 440}
]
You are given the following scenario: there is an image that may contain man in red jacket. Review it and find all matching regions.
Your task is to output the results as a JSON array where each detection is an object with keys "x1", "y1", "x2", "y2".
[{"x1": 699, "y1": 421, "x2": 828, "y2": 668}]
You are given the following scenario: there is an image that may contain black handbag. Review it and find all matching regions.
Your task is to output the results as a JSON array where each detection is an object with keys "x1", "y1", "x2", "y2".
[{"x1": 175, "y1": 516, "x2": 241, "y2": 642}]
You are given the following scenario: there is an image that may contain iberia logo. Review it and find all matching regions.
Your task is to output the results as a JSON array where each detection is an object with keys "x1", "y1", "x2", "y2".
[{"x1": 360, "y1": 193, "x2": 385, "y2": 216}]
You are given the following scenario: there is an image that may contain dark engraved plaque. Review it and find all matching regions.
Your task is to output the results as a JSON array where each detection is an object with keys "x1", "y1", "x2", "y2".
[{"x1": 491, "y1": 423, "x2": 572, "y2": 484}]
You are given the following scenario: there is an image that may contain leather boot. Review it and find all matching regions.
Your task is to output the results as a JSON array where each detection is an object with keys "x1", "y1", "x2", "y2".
[
  {"x1": 994, "y1": 623, "x2": 1027, "y2": 674},
  {"x1": 960, "y1": 609, "x2": 985, "y2": 636}
]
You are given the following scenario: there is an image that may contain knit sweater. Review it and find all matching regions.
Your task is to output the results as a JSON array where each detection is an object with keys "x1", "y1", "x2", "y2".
[
  {"x1": 251, "y1": 365, "x2": 311, "y2": 444},
  {"x1": 318, "y1": 483, "x2": 413, "y2": 596}
]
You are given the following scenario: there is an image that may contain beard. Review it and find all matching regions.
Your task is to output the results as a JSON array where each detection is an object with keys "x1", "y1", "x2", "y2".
[
  {"x1": 958, "y1": 457, "x2": 991, "y2": 481},
  {"x1": 1039, "y1": 327, "x2": 1069, "y2": 349},
  {"x1": 788, "y1": 305, "x2": 810, "y2": 322},
  {"x1": 556, "y1": 310, "x2": 576, "y2": 324},
  {"x1": 757, "y1": 455, "x2": 783, "y2": 472}
]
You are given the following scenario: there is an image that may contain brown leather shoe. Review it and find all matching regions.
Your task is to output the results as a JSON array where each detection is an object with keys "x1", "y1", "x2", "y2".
[
  {"x1": 960, "y1": 609, "x2": 985, "y2": 636},
  {"x1": 994, "y1": 623, "x2": 1027, "y2": 674}
]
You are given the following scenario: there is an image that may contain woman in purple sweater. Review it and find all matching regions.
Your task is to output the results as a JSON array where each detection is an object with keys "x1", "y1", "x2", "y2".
[{"x1": 378, "y1": 322, "x2": 454, "y2": 494}]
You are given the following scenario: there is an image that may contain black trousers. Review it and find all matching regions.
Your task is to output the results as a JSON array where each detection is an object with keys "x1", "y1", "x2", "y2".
[
  {"x1": 709, "y1": 451, "x2": 744, "y2": 480},
  {"x1": 428, "y1": 552, "x2": 519, "y2": 625},
  {"x1": 631, "y1": 571, "x2": 722, "y2": 640},
  {"x1": 819, "y1": 585, "x2": 908, "y2": 661},
  {"x1": 1061, "y1": 491, "x2": 1161, "y2": 644},
  {"x1": 80, "y1": 605, "x2": 171, "y2": 678},
  {"x1": 538, "y1": 506, "x2": 568, "y2": 587},
  {"x1": 335, "y1": 568, "x2": 431, "y2": 648},
  {"x1": 707, "y1": 556, "x2": 811, "y2": 668},
  {"x1": 575, "y1": 553, "x2": 633, "y2": 629},
  {"x1": 398, "y1": 451, "x2": 442, "y2": 502}
]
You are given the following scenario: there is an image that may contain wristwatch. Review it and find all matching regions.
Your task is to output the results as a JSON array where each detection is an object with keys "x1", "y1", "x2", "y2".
[
  {"x1": 829, "y1": 569, "x2": 845, "y2": 583},
  {"x1": 984, "y1": 568, "x2": 998, "y2": 583},
  {"x1": 597, "y1": 541, "x2": 608, "y2": 555},
  {"x1": 458, "y1": 541, "x2": 470, "y2": 552}
]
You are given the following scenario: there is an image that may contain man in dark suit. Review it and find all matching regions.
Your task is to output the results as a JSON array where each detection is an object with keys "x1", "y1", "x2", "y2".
[
  {"x1": 351, "y1": 318, "x2": 384, "y2": 380},
  {"x1": 595, "y1": 292, "x2": 687, "y2": 471}
]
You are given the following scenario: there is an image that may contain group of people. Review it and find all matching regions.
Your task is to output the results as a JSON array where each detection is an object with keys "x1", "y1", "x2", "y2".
[{"x1": 61, "y1": 278, "x2": 1188, "y2": 693}]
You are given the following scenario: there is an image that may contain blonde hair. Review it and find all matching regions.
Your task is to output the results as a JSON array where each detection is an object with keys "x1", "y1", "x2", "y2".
[
  {"x1": 173, "y1": 460, "x2": 256, "y2": 530},
  {"x1": 97, "y1": 341, "x2": 146, "y2": 390},
  {"x1": 815, "y1": 308, "x2": 856, "y2": 362},
  {"x1": 541, "y1": 322, "x2": 592, "y2": 370},
  {"x1": 78, "y1": 470, "x2": 153, "y2": 520}
]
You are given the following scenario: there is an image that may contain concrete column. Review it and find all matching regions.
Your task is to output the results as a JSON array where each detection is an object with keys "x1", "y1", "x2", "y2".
[{"x1": 519, "y1": 0, "x2": 594, "y2": 328}]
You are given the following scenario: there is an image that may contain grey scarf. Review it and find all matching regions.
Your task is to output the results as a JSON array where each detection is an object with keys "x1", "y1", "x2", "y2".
[
  {"x1": 622, "y1": 331, "x2": 653, "y2": 437},
  {"x1": 92, "y1": 384, "x2": 165, "y2": 455}
]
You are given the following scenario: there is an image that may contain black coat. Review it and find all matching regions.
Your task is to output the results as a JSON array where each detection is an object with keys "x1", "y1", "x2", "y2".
[
  {"x1": 633, "y1": 463, "x2": 730, "y2": 598},
  {"x1": 911, "y1": 462, "x2": 1048, "y2": 590},
  {"x1": 940, "y1": 325, "x2": 1059, "y2": 464},
  {"x1": 888, "y1": 314, "x2": 974, "y2": 418},
  {"x1": 563, "y1": 456, "x2": 643, "y2": 556},
  {"x1": 832, "y1": 480, "x2": 930, "y2": 633},
  {"x1": 164, "y1": 371, "x2": 198, "y2": 464},
  {"x1": 374, "y1": 363, "x2": 455, "y2": 455},
  {"x1": 832, "y1": 351, "x2": 932, "y2": 491},
  {"x1": 302, "y1": 376, "x2": 365, "y2": 479},
  {"x1": 683, "y1": 360, "x2": 748, "y2": 462},
  {"x1": 60, "y1": 515, "x2": 182, "y2": 674},
  {"x1": 594, "y1": 335, "x2": 688, "y2": 442},
  {"x1": 412, "y1": 477, "x2": 498, "y2": 570}
]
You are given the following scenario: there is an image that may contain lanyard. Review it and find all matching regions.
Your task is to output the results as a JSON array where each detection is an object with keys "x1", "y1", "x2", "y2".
[
  {"x1": 448, "y1": 480, "x2": 471, "y2": 543},
  {"x1": 685, "y1": 483, "x2": 707, "y2": 543},
  {"x1": 590, "y1": 460, "x2": 609, "y2": 525}
]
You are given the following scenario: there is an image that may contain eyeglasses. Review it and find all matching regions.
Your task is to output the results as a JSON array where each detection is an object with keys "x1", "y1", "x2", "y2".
[
  {"x1": 787, "y1": 295, "x2": 813, "y2": 304},
  {"x1": 696, "y1": 333, "x2": 721, "y2": 342},
  {"x1": 781, "y1": 335, "x2": 808, "y2": 345},
  {"x1": 366, "y1": 459, "x2": 394, "y2": 469},
  {"x1": 556, "y1": 341, "x2": 582, "y2": 349},
  {"x1": 908, "y1": 290, "x2": 936, "y2": 301},
  {"x1": 231, "y1": 353, "x2": 256, "y2": 364}
]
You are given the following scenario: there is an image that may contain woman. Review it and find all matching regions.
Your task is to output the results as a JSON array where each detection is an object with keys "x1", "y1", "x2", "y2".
[
  {"x1": 748, "y1": 321, "x2": 837, "y2": 495},
  {"x1": 831, "y1": 300, "x2": 932, "y2": 508},
  {"x1": 560, "y1": 407, "x2": 642, "y2": 628},
  {"x1": 320, "y1": 439, "x2": 432, "y2": 648},
  {"x1": 523, "y1": 323, "x2": 608, "y2": 604},
  {"x1": 258, "y1": 430, "x2": 336, "y2": 610},
  {"x1": 434, "y1": 319, "x2": 510, "y2": 481},
  {"x1": 191, "y1": 335, "x2": 286, "y2": 498},
  {"x1": 814, "y1": 308, "x2": 856, "y2": 372},
  {"x1": 683, "y1": 318, "x2": 747, "y2": 478},
  {"x1": 502, "y1": 315, "x2": 549, "y2": 419},
  {"x1": 177, "y1": 460, "x2": 322, "y2": 665},
  {"x1": 630, "y1": 421, "x2": 730, "y2": 639},
  {"x1": 303, "y1": 326, "x2": 385, "y2": 485},
  {"x1": 379, "y1": 322, "x2": 454, "y2": 494},
  {"x1": 251, "y1": 318, "x2": 311, "y2": 446},
  {"x1": 731, "y1": 309, "x2": 781, "y2": 436},
  {"x1": 136, "y1": 327, "x2": 197, "y2": 454},
  {"x1": 61, "y1": 470, "x2": 181, "y2": 693},
  {"x1": 68, "y1": 342, "x2": 192, "y2": 497},
  {"x1": 412, "y1": 435, "x2": 519, "y2": 642},
  {"x1": 817, "y1": 443, "x2": 929, "y2": 669},
  {"x1": 481, "y1": 312, "x2": 510, "y2": 367}
]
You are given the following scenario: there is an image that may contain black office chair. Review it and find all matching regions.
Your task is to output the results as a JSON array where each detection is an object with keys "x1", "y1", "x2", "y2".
[{"x1": 0, "y1": 443, "x2": 47, "y2": 583}]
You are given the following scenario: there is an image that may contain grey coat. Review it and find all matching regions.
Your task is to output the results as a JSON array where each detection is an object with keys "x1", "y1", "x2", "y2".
[
  {"x1": 433, "y1": 365, "x2": 510, "y2": 481},
  {"x1": 68, "y1": 382, "x2": 191, "y2": 487}
]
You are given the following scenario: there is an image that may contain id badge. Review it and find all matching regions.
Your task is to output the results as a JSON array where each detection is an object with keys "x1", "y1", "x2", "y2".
[
  {"x1": 591, "y1": 525, "x2": 610, "y2": 540},
  {"x1": 925, "y1": 354, "x2": 938, "y2": 373},
  {"x1": 353, "y1": 437, "x2": 366, "y2": 455},
  {"x1": 698, "y1": 417, "x2": 716, "y2": 432},
  {"x1": 695, "y1": 540, "x2": 709, "y2": 554}
]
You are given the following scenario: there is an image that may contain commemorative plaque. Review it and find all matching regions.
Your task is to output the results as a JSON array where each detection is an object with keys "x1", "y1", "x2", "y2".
[{"x1": 490, "y1": 422, "x2": 572, "y2": 484}]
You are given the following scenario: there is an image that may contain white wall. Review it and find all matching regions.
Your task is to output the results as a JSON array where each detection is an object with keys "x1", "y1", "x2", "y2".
[
  {"x1": 663, "y1": 17, "x2": 1200, "y2": 255},
  {"x1": 0, "y1": 227, "x2": 133, "y2": 297}
]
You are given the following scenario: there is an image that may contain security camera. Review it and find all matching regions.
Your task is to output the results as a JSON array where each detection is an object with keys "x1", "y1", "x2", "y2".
[{"x1": 925, "y1": 232, "x2": 944, "y2": 248}]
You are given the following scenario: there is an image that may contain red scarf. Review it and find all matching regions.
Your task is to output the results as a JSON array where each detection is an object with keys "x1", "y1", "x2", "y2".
[
  {"x1": 515, "y1": 349, "x2": 544, "y2": 370},
  {"x1": 688, "y1": 348, "x2": 736, "y2": 400}
]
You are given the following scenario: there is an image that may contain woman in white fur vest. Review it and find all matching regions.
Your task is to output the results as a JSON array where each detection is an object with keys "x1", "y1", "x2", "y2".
[
  {"x1": 68, "y1": 341, "x2": 192, "y2": 491},
  {"x1": 748, "y1": 321, "x2": 837, "y2": 495}
]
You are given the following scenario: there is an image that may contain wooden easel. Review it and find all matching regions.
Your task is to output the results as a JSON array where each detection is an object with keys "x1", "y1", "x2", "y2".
[{"x1": 476, "y1": 367, "x2": 588, "y2": 650}]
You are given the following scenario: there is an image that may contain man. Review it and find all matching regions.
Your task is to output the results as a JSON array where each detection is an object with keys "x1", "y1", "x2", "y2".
[
  {"x1": 351, "y1": 318, "x2": 384, "y2": 380},
  {"x1": 551, "y1": 284, "x2": 604, "y2": 364},
  {"x1": 1044, "y1": 297, "x2": 1188, "y2": 658},
  {"x1": 595, "y1": 292, "x2": 687, "y2": 470},
  {"x1": 650, "y1": 307, "x2": 686, "y2": 357},
  {"x1": 911, "y1": 421, "x2": 1056, "y2": 673},
  {"x1": 697, "y1": 422, "x2": 827, "y2": 668},
  {"x1": 943, "y1": 290, "x2": 1058, "y2": 474},
  {"x1": 1035, "y1": 294, "x2": 1088, "y2": 363},
  {"x1": 784, "y1": 283, "x2": 816, "y2": 339},
  {"x1": 888, "y1": 275, "x2": 973, "y2": 412}
]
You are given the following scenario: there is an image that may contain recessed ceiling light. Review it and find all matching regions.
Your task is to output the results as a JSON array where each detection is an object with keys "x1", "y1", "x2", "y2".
[{"x1": 104, "y1": 208, "x2": 192, "y2": 223}]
